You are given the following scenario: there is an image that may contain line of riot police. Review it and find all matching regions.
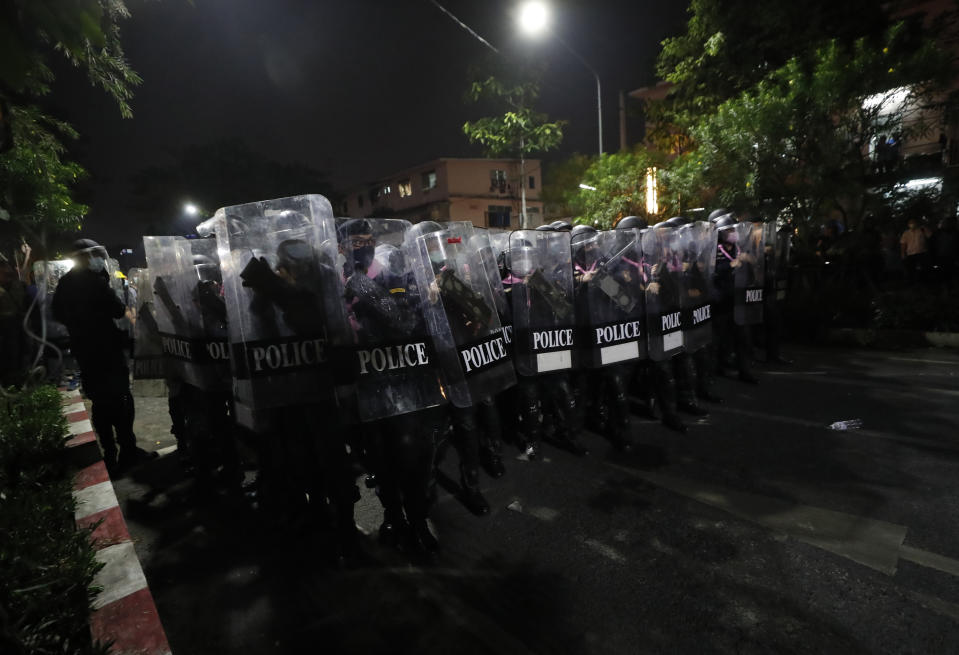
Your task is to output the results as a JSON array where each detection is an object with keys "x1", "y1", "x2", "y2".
[{"x1": 133, "y1": 194, "x2": 786, "y2": 566}]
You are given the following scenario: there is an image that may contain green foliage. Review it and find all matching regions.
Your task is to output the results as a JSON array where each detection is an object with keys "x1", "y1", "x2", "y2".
[
  {"x1": 873, "y1": 286, "x2": 959, "y2": 331},
  {"x1": 1, "y1": 0, "x2": 140, "y2": 239},
  {"x1": 655, "y1": 0, "x2": 956, "y2": 239},
  {"x1": 462, "y1": 73, "x2": 565, "y2": 159},
  {"x1": 0, "y1": 386, "x2": 109, "y2": 655},
  {"x1": 564, "y1": 148, "x2": 667, "y2": 229},
  {"x1": 0, "y1": 105, "x2": 89, "y2": 235},
  {"x1": 0, "y1": 0, "x2": 142, "y2": 117},
  {"x1": 541, "y1": 153, "x2": 594, "y2": 218}
]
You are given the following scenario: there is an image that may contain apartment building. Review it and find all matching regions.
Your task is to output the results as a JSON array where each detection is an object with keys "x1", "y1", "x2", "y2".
[{"x1": 341, "y1": 158, "x2": 546, "y2": 229}]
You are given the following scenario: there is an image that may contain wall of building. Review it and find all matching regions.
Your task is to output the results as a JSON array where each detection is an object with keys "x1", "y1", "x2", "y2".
[{"x1": 342, "y1": 158, "x2": 545, "y2": 228}]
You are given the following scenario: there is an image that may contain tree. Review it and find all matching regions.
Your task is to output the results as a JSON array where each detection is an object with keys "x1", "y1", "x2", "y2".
[
  {"x1": 463, "y1": 63, "x2": 565, "y2": 228},
  {"x1": 540, "y1": 153, "x2": 593, "y2": 219},
  {"x1": 0, "y1": 0, "x2": 140, "y2": 256},
  {"x1": 564, "y1": 147, "x2": 668, "y2": 229},
  {"x1": 654, "y1": 0, "x2": 956, "y2": 241}
]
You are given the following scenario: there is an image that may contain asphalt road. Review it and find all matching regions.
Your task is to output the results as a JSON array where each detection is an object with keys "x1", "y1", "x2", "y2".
[{"x1": 113, "y1": 345, "x2": 959, "y2": 654}]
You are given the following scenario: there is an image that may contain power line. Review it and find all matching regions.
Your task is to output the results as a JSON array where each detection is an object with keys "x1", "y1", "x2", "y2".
[{"x1": 427, "y1": 0, "x2": 500, "y2": 54}]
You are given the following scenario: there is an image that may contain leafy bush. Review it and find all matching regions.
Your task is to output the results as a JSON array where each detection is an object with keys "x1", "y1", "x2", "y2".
[
  {"x1": 872, "y1": 287, "x2": 959, "y2": 332},
  {"x1": 0, "y1": 386, "x2": 109, "y2": 655}
]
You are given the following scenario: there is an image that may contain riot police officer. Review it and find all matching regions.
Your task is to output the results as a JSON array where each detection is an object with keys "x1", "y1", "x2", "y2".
[
  {"x1": 339, "y1": 217, "x2": 448, "y2": 559},
  {"x1": 53, "y1": 239, "x2": 154, "y2": 473}
]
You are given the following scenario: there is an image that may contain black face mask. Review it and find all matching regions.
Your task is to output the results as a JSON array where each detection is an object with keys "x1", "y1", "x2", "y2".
[{"x1": 353, "y1": 245, "x2": 375, "y2": 272}]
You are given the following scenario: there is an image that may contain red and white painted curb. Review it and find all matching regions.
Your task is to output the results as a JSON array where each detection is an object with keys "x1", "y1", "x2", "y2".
[{"x1": 62, "y1": 388, "x2": 173, "y2": 655}]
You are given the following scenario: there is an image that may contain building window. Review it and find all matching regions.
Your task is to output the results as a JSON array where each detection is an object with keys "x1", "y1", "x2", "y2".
[
  {"x1": 381, "y1": 184, "x2": 391, "y2": 197},
  {"x1": 528, "y1": 175, "x2": 536, "y2": 189},
  {"x1": 422, "y1": 170, "x2": 437, "y2": 191},
  {"x1": 398, "y1": 179, "x2": 412, "y2": 198},
  {"x1": 490, "y1": 169, "x2": 507, "y2": 193},
  {"x1": 487, "y1": 205, "x2": 511, "y2": 228}
]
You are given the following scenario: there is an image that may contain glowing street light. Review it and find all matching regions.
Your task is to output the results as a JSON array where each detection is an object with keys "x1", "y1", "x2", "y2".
[
  {"x1": 184, "y1": 203, "x2": 199, "y2": 217},
  {"x1": 517, "y1": 1, "x2": 603, "y2": 156},
  {"x1": 518, "y1": 1, "x2": 549, "y2": 35}
]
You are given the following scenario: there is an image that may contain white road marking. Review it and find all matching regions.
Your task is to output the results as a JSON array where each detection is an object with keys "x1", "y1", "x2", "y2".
[
  {"x1": 74, "y1": 480, "x2": 119, "y2": 520},
  {"x1": 583, "y1": 538, "x2": 626, "y2": 563},
  {"x1": 609, "y1": 465, "x2": 907, "y2": 575},
  {"x1": 63, "y1": 401, "x2": 86, "y2": 415},
  {"x1": 68, "y1": 418, "x2": 93, "y2": 436},
  {"x1": 900, "y1": 545, "x2": 959, "y2": 578},
  {"x1": 885, "y1": 356, "x2": 959, "y2": 366},
  {"x1": 506, "y1": 500, "x2": 560, "y2": 522},
  {"x1": 91, "y1": 541, "x2": 149, "y2": 609}
]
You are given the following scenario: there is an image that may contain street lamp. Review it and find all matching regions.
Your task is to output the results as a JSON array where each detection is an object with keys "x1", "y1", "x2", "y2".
[
  {"x1": 518, "y1": 1, "x2": 549, "y2": 35},
  {"x1": 518, "y1": 1, "x2": 603, "y2": 156}
]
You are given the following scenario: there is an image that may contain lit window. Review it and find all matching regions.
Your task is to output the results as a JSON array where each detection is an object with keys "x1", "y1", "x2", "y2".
[
  {"x1": 422, "y1": 171, "x2": 437, "y2": 191},
  {"x1": 381, "y1": 185, "x2": 391, "y2": 197},
  {"x1": 398, "y1": 179, "x2": 412, "y2": 198}
]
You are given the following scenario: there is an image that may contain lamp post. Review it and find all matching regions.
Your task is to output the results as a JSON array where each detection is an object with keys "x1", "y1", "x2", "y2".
[{"x1": 518, "y1": 1, "x2": 603, "y2": 157}]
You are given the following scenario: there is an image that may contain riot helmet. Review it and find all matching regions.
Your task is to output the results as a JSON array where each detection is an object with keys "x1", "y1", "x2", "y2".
[
  {"x1": 276, "y1": 238, "x2": 316, "y2": 282},
  {"x1": 665, "y1": 216, "x2": 692, "y2": 228},
  {"x1": 570, "y1": 224, "x2": 598, "y2": 247},
  {"x1": 708, "y1": 208, "x2": 732, "y2": 222},
  {"x1": 511, "y1": 245, "x2": 537, "y2": 277},
  {"x1": 535, "y1": 224, "x2": 555, "y2": 231},
  {"x1": 338, "y1": 218, "x2": 376, "y2": 273},
  {"x1": 551, "y1": 220, "x2": 573, "y2": 232},
  {"x1": 616, "y1": 216, "x2": 648, "y2": 230},
  {"x1": 192, "y1": 253, "x2": 221, "y2": 284},
  {"x1": 71, "y1": 238, "x2": 109, "y2": 273}
]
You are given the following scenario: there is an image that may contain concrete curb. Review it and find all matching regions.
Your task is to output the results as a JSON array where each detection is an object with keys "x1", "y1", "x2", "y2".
[
  {"x1": 825, "y1": 328, "x2": 959, "y2": 349},
  {"x1": 62, "y1": 388, "x2": 173, "y2": 655}
]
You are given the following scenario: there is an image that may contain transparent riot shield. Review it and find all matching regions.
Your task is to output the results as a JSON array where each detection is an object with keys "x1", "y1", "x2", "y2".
[
  {"x1": 508, "y1": 229, "x2": 576, "y2": 376},
  {"x1": 174, "y1": 237, "x2": 231, "y2": 391},
  {"x1": 734, "y1": 221, "x2": 766, "y2": 325},
  {"x1": 212, "y1": 195, "x2": 350, "y2": 431},
  {"x1": 143, "y1": 236, "x2": 195, "y2": 385},
  {"x1": 763, "y1": 222, "x2": 791, "y2": 302},
  {"x1": 572, "y1": 229, "x2": 646, "y2": 368},
  {"x1": 130, "y1": 267, "x2": 165, "y2": 379},
  {"x1": 678, "y1": 221, "x2": 718, "y2": 351},
  {"x1": 31, "y1": 260, "x2": 73, "y2": 345},
  {"x1": 642, "y1": 228, "x2": 685, "y2": 361},
  {"x1": 336, "y1": 217, "x2": 446, "y2": 421},
  {"x1": 468, "y1": 227, "x2": 510, "y2": 321},
  {"x1": 409, "y1": 222, "x2": 515, "y2": 408},
  {"x1": 472, "y1": 227, "x2": 515, "y2": 364}
]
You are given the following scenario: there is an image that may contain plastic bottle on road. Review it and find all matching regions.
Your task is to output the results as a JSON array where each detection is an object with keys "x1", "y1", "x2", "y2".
[{"x1": 828, "y1": 419, "x2": 863, "y2": 430}]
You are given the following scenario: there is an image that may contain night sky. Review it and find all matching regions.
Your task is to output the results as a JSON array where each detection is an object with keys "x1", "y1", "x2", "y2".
[{"x1": 49, "y1": 0, "x2": 690, "y2": 244}]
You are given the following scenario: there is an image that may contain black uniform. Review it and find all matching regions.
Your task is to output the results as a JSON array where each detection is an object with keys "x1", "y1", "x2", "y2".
[{"x1": 52, "y1": 265, "x2": 139, "y2": 468}]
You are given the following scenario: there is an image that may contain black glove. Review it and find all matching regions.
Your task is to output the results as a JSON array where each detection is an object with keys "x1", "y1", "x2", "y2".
[{"x1": 240, "y1": 256, "x2": 282, "y2": 294}]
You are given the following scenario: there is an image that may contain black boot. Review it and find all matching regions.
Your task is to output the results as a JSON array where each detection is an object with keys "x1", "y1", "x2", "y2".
[
  {"x1": 677, "y1": 400, "x2": 709, "y2": 416},
  {"x1": 459, "y1": 465, "x2": 490, "y2": 516},
  {"x1": 480, "y1": 446, "x2": 506, "y2": 478},
  {"x1": 662, "y1": 412, "x2": 687, "y2": 434}
]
